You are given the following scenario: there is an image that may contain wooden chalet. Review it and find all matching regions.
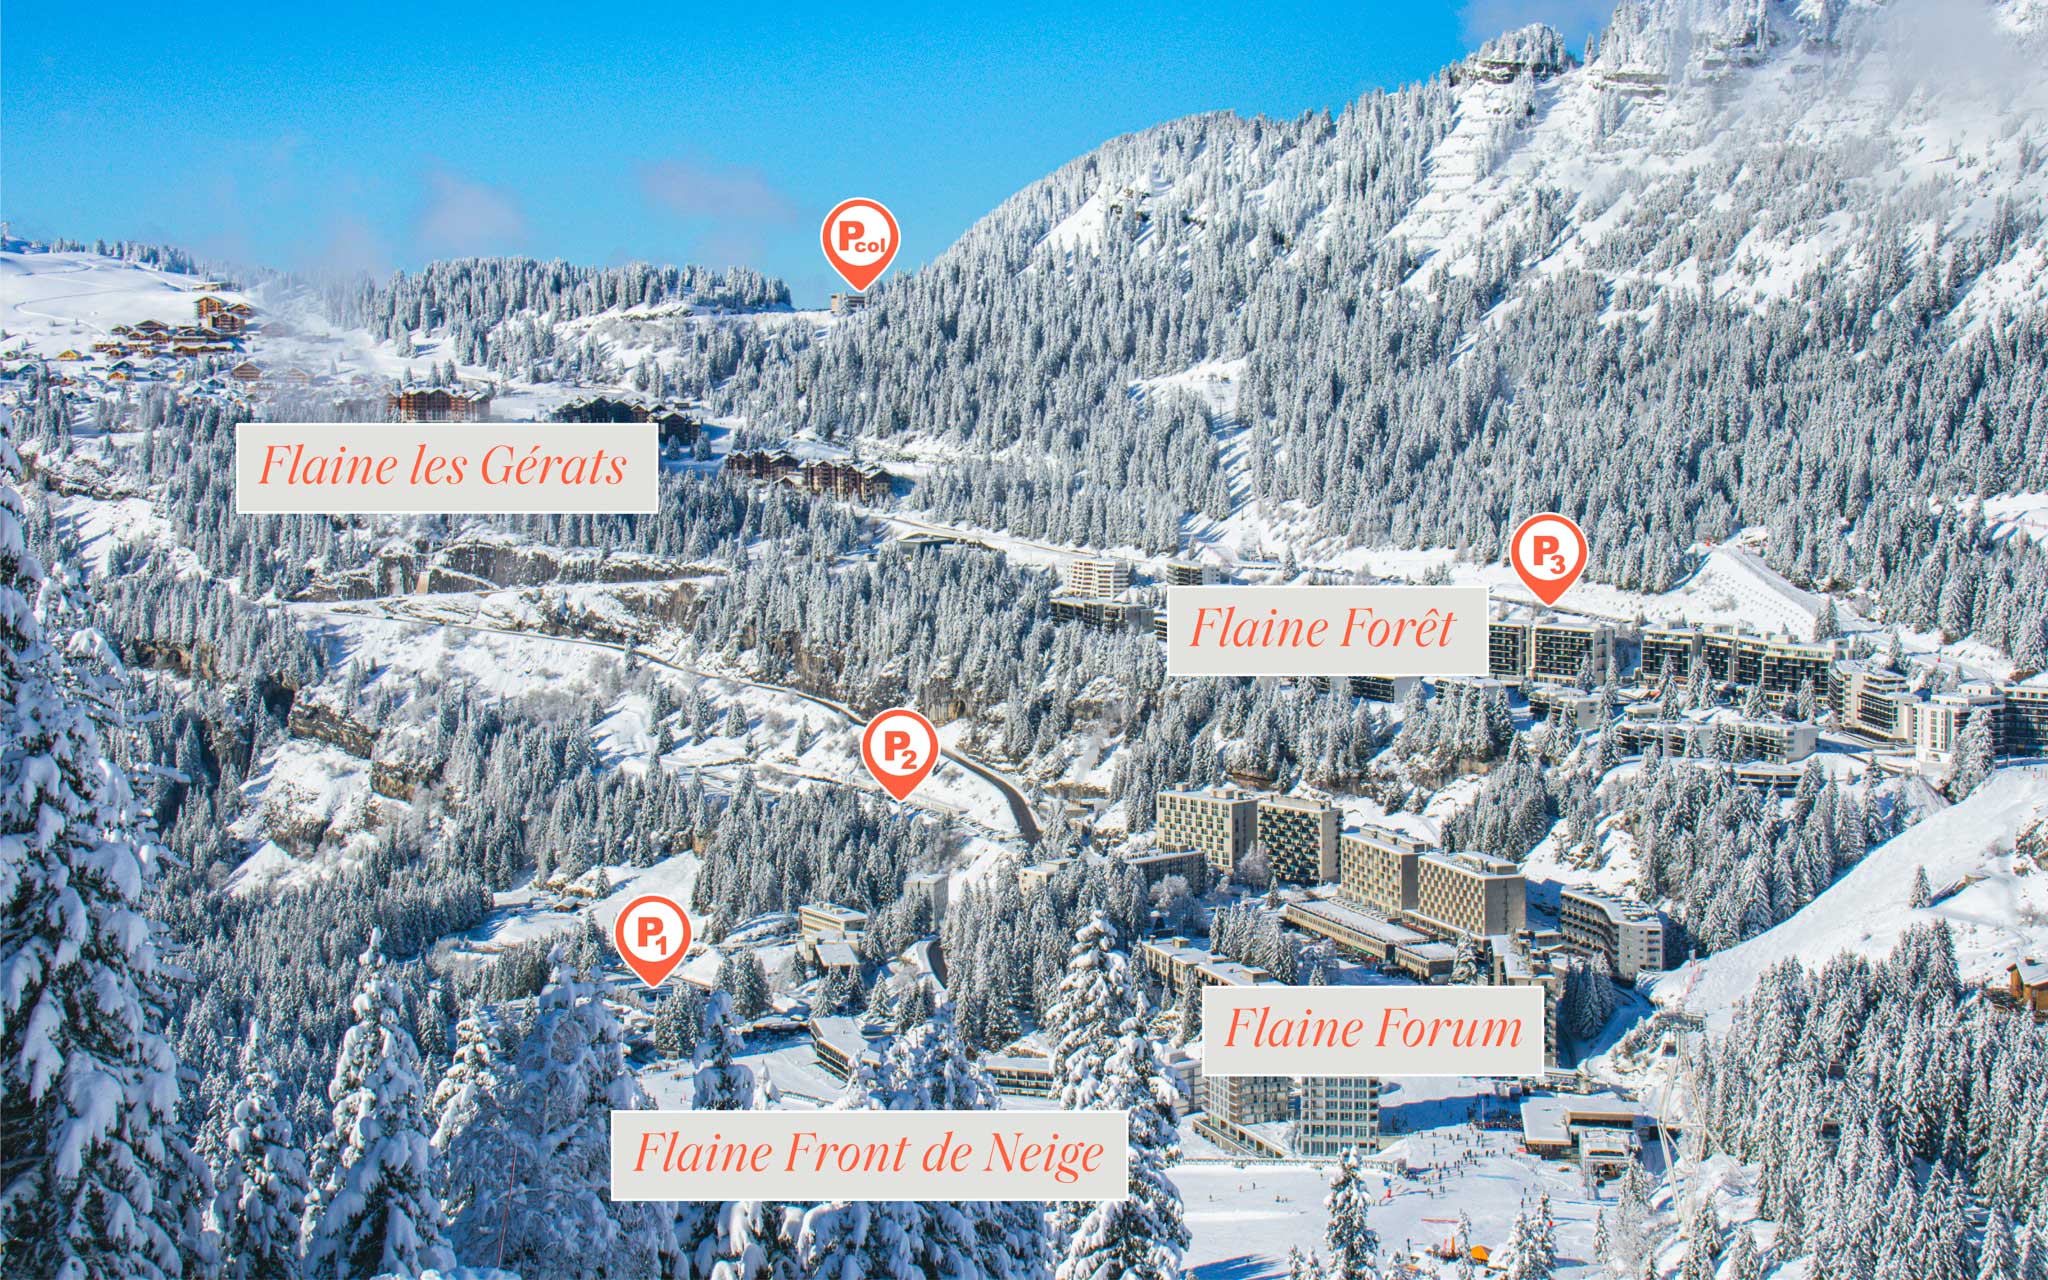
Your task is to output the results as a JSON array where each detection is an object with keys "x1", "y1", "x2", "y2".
[
  {"x1": 229, "y1": 361, "x2": 263, "y2": 383},
  {"x1": 195, "y1": 295, "x2": 228, "y2": 317},
  {"x1": 388, "y1": 384, "x2": 492, "y2": 422}
]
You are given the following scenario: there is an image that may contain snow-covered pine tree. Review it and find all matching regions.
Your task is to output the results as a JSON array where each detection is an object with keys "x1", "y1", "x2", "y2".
[
  {"x1": 1057, "y1": 999, "x2": 1188, "y2": 1280},
  {"x1": 428, "y1": 999, "x2": 516, "y2": 1262},
  {"x1": 1501, "y1": 1194, "x2": 1558, "y2": 1280},
  {"x1": 651, "y1": 985, "x2": 702, "y2": 1060},
  {"x1": 1943, "y1": 709, "x2": 1996, "y2": 800},
  {"x1": 1046, "y1": 911, "x2": 1135, "y2": 1112},
  {"x1": 301, "y1": 930, "x2": 453, "y2": 1280},
  {"x1": 692, "y1": 989, "x2": 754, "y2": 1112},
  {"x1": 1323, "y1": 1147, "x2": 1380, "y2": 1280},
  {"x1": 0, "y1": 438, "x2": 213, "y2": 1280},
  {"x1": 478, "y1": 952, "x2": 672, "y2": 1279},
  {"x1": 212, "y1": 1025, "x2": 310, "y2": 1280}
]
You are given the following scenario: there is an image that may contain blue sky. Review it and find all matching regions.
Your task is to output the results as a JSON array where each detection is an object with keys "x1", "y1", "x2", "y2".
[{"x1": 3, "y1": 0, "x2": 1613, "y2": 305}]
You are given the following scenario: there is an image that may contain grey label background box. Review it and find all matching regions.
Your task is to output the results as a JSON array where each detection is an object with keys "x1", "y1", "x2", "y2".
[
  {"x1": 1165, "y1": 585, "x2": 1490, "y2": 677},
  {"x1": 235, "y1": 422, "x2": 658, "y2": 514},
  {"x1": 1201, "y1": 985, "x2": 1545, "y2": 1077},
  {"x1": 611, "y1": 1109, "x2": 1129, "y2": 1202}
]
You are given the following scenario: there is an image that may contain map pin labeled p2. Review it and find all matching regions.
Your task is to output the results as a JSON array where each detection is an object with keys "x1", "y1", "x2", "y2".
[{"x1": 861, "y1": 707, "x2": 939, "y2": 802}]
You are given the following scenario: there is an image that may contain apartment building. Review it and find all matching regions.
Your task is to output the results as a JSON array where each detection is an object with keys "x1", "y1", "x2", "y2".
[
  {"x1": 388, "y1": 384, "x2": 492, "y2": 422},
  {"x1": 1610, "y1": 715, "x2": 1817, "y2": 763},
  {"x1": 1161, "y1": 560, "x2": 1224, "y2": 587},
  {"x1": 1337, "y1": 823, "x2": 1430, "y2": 918},
  {"x1": 1120, "y1": 847, "x2": 1207, "y2": 889},
  {"x1": 1257, "y1": 795, "x2": 1340, "y2": 885},
  {"x1": 1907, "y1": 685, "x2": 2005, "y2": 763},
  {"x1": 1531, "y1": 620, "x2": 1615, "y2": 683},
  {"x1": 1064, "y1": 558, "x2": 1132, "y2": 598},
  {"x1": 1488, "y1": 621, "x2": 1530, "y2": 680},
  {"x1": 1639, "y1": 624, "x2": 1698, "y2": 682},
  {"x1": 1195, "y1": 1072, "x2": 1293, "y2": 1159},
  {"x1": 1157, "y1": 787, "x2": 1262, "y2": 874},
  {"x1": 1410, "y1": 853, "x2": 1527, "y2": 938},
  {"x1": 1049, "y1": 596, "x2": 1152, "y2": 632},
  {"x1": 1557, "y1": 888, "x2": 1666, "y2": 980},
  {"x1": 1203, "y1": 1074, "x2": 1291, "y2": 1126},
  {"x1": 1490, "y1": 617, "x2": 1616, "y2": 682},
  {"x1": 903, "y1": 871, "x2": 949, "y2": 929},
  {"x1": 1754, "y1": 636, "x2": 1838, "y2": 700},
  {"x1": 1018, "y1": 859, "x2": 1074, "y2": 895},
  {"x1": 1649, "y1": 625, "x2": 1835, "y2": 701},
  {"x1": 1312, "y1": 675, "x2": 1419, "y2": 703},
  {"x1": 798, "y1": 902, "x2": 869, "y2": 951},
  {"x1": 1282, "y1": 897, "x2": 1431, "y2": 966},
  {"x1": 2007, "y1": 683, "x2": 2048, "y2": 756},
  {"x1": 1526, "y1": 684, "x2": 1607, "y2": 732},
  {"x1": 1137, "y1": 937, "x2": 1278, "y2": 992},
  {"x1": 1831, "y1": 660, "x2": 1911, "y2": 739},
  {"x1": 1291, "y1": 1076, "x2": 1382, "y2": 1156}
]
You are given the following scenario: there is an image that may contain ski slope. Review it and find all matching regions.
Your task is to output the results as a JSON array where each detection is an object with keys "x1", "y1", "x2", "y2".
[{"x1": 1656, "y1": 764, "x2": 2048, "y2": 1026}]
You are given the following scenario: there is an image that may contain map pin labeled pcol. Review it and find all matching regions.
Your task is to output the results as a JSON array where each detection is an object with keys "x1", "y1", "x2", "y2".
[
  {"x1": 821, "y1": 198, "x2": 900, "y2": 292},
  {"x1": 861, "y1": 707, "x2": 939, "y2": 802}
]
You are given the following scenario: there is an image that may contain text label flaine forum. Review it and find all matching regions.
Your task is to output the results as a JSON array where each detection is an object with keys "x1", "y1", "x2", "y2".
[{"x1": 1201, "y1": 986, "x2": 1546, "y2": 1077}]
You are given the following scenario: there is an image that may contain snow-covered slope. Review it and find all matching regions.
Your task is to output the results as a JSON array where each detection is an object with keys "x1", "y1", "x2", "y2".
[
  {"x1": 986, "y1": 0, "x2": 2048, "y2": 321},
  {"x1": 1657, "y1": 764, "x2": 2048, "y2": 1025},
  {"x1": 0, "y1": 250, "x2": 257, "y2": 357}
]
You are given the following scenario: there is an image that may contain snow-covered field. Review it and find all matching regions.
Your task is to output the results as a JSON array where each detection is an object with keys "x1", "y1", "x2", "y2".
[{"x1": 1655, "y1": 764, "x2": 2048, "y2": 1026}]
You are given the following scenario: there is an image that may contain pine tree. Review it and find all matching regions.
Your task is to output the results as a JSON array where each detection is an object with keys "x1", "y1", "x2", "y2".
[
  {"x1": 1943, "y1": 709, "x2": 1995, "y2": 800},
  {"x1": 1813, "y1": 597, "x2": 1840, "y2": 641},
  {"x1": 1055, "y1": 1001, "x2": 1187, "y2": 1280},
  {"x1": 1045, "y1": 912, "x2": 1135, "y2": 1111},
  {"x1": 1501, "y1": 1194, "x2": 1558, "y2": 1280},
  {"x1": 301, "y1": 930, "x2": 453, "y2": 1280},
  {"x1": 1323, "y1": 1147, "x2": 1381, "y2": 1280},
  {"x1": 651, "y1": 986, "x2": 702, "y2": 1060},
  {"x1": 0, "y1": 440, "x2": 213, "y2": 1280},
  {"x1": 488, "y1": 954, "x2": 672, "y2": 1279},
  {"x1": 428, "y1": 1000, "x2": 516, "y2": 1261},
  {"x1": 1979, "y1": 1204, "x2": 2018, "y2": 1280},
  {"x1": 692, "y1": 990, "x2": 754, "y2": 1111},
  {"x1": 213, "y1": 1029, "x2": 310, "y2": 1280}
]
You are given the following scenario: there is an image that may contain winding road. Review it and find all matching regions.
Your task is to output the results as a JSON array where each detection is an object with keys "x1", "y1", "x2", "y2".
[{"x1": 301, "y1": 597, "x2": 1042, "y2": 844}]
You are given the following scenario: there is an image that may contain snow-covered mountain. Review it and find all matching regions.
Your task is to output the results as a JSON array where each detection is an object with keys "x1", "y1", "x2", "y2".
[{"x1": 1659, "y1": 763, "x2": 2048, "y2": 1024}]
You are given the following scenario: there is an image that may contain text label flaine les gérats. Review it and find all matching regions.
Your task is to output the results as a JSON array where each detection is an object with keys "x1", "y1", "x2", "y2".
[
  {"x1": 233, "y1": 422, "x2": 659, "y2": 515},
  {"x1": 257, "y1": 441, "x2": 630, "y2": 489}
]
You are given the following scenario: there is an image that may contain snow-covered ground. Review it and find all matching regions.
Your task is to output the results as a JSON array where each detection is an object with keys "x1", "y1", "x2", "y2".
[{"x1": 1653, "y1": 764, "x2": 2048, "y2": 1026}]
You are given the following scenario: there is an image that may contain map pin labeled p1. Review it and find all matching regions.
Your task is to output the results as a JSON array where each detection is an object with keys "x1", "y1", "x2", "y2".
[
  {"x1": 613, "y1": 893, "x2": 693, "y2": 989},
  {"x1": 821, "y1": 198, "x2": 900, "y2": 292},
  {"x1": 1510, "y1": 512, "x2": 1589, "y2": 607},
  {"x1": 861, "y1": 707, "x2": 939, "y2": 802}
]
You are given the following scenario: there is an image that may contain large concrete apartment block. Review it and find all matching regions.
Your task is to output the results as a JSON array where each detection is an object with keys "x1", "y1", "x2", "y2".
[
  {"x1": 1410, "y1": 852, "x2": 1527, "y2": 938},
  {"x1": 1557, "y1": 888, "x2": 1666, "y2": 980},
  {"x1": 1291, "y1": 1076, "x2": 1382, "y2": 1156},
  {"x1": 1337, "y1": 823, "x2": 1431, "y2": 918},
  {"x1": 1156, "y1": 787, "x2": 1262, "y2": 874},
  {"x1": 1257, "y1": 795, "x2": 1339, "y2": 885},
  {"x1": 1063, "y1": 558, "x2": 1132, "y2": 598}
]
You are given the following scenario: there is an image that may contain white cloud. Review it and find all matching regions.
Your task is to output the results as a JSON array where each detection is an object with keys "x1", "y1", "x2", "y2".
[
  {"x1": 413, "y1": 168, "x2": 526, "y2": 256},
  {"x1": 639, "y1": 157, "x2": 797, "y2": 225}
]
